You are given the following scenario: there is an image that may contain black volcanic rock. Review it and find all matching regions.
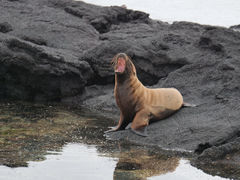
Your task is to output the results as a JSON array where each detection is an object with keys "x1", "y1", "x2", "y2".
[
  {"x1": 0, "y1": 22, "x2": 13, "y2": 33},
  {"x1": 230, "y1": 24, "x2": 240, "y2": 32},
  {"x1": 1, "y1": 0, "x2": 240, "y2": 162},
  {"x1": 0, "y1": 34, "x2": 93, "y2": 101}
]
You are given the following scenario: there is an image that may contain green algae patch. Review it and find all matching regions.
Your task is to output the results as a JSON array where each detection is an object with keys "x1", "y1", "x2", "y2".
[{"x1": 0, "y1": 101, "x2": 114, "y2": 167}]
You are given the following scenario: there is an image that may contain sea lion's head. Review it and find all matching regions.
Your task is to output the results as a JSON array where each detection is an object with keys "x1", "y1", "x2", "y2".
[{"x1": 112, "y1": 53, "x2": 136, "y2": 77}]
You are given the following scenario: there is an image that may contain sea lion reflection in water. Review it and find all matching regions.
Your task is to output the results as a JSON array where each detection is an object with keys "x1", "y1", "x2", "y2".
[{"x1": 106, "y1": 53, "x2": 194, "y2": 137}]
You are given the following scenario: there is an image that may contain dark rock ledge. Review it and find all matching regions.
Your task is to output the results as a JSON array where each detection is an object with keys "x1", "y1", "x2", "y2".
[{"x1": 1, "y1": 0, "x2": 240, "y2": 168}]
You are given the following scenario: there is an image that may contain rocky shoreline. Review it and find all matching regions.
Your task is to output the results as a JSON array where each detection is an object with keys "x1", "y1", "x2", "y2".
[{"x1": 1, "y1": 0, "x2": 240, "y2": 175}]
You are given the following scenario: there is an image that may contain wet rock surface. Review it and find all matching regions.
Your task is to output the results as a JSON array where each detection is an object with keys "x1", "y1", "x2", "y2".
[{"x1": 1, "y1": 0, "x2": 240, "y2": 171}]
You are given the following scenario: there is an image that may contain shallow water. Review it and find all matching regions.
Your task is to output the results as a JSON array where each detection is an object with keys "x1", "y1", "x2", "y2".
[
  {"x1": 0, "y1": 102, "x2": 232, "y2": 179},
  {"x1": 81, "y1": 0, "x2": 240, "y2": 27},
  {"x1": 0, "y1": 143, "x2": 226, "y2": 180}
]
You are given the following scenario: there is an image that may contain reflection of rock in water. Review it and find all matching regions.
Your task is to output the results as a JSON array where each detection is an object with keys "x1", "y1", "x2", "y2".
[{"x1": 113, "y1": 147, "x2": 179, "y2": 180}]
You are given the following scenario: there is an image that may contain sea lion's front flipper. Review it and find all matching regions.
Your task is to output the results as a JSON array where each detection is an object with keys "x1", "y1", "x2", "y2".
[
  {"x1": 131, "y1": 109, "x2": 150, "y2": 137},
  {"x1": 131, "y1": 127, "x2": 148, "y2": 137},
  {"x1": 105, "y1": 126, "x2": 119, "y2": 133},
  {"x1": 105, "y1": 112, "x2": 128, "y2": 133}
]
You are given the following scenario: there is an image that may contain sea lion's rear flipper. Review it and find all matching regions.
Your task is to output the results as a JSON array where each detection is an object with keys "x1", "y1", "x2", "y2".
[
  {"x1": 131, "y1": 109, "x2": 149, "y2": 137},
  {"x1": 131, "y1": 127, "x2": 148, "y2": 137}
]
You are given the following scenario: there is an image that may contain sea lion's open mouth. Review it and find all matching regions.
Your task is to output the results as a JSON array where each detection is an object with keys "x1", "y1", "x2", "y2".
[{"x1": 115, "y1": 57, "x2": 126, "y2": 73}]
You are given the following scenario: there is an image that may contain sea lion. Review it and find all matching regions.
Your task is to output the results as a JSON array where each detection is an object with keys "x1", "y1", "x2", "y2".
[{"x1": 107, "y1": 53, "x2": 190, "y2": 137}]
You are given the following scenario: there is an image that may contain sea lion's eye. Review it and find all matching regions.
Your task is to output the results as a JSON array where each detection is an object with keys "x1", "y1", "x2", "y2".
[
  {"x1": 110, "y1": 58, "x2": 115, "y2": 66},
  {"x1": 111, "y1": 60, "x2": 116, "y2": 67}
]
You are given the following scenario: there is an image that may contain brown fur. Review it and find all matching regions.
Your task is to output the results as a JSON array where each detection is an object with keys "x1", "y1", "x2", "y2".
[{"x1": 109, "y1": 53, "x2": 184, "y2": 136}]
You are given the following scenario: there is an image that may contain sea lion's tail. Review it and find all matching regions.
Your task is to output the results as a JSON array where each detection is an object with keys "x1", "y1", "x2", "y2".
[{"x1": 182, "y1": 102, "x2": 197, "y2": 107}]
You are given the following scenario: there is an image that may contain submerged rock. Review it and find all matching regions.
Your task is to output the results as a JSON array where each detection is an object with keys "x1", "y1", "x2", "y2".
[{"x1": 1, "y1": 0, "x2": 240, "y2": 162}]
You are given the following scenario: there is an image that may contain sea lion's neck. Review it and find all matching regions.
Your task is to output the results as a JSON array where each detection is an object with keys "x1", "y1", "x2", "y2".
[
  {"x1": 115, "y1": 73, "x2": 144, "y2": 113},
  {"x1": 116, "y1": 73, "x2": 142, "y2": 90},
  {"x1": 116, "y1": 72, "x2": 133, "y2": 84}
]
